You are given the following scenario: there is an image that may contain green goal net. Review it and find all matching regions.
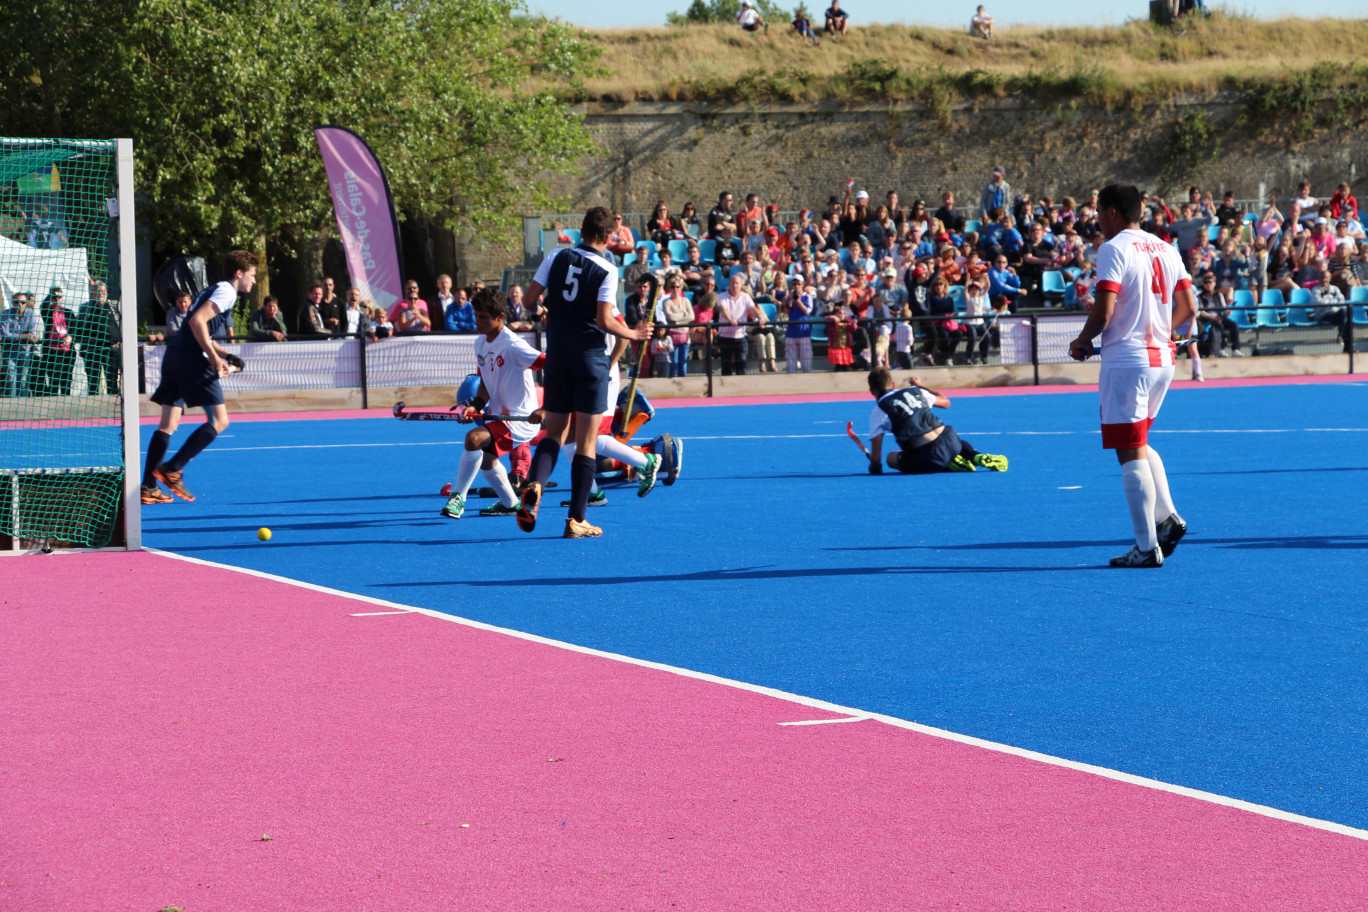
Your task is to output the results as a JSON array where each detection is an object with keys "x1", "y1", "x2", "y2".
[{"x1": 1, "y1": 137, "x2": 136, "y2": 551}]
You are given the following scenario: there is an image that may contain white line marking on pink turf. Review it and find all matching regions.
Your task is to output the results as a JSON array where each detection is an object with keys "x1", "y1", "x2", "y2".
[
  {"x1": 146, "y1": 547, "x2": 1368, "y2": 843},
  {"x1": 350, "y1": 610, "x2": 415, "y2": 616},
  {"x1": 778, "y1": 716, "x2": 872, "y2": 726}
]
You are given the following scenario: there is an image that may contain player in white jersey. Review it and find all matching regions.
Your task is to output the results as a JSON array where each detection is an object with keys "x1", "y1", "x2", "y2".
[
  {"x1": 1069, "y1": 184, "x2": 1196, "y2": 568},
  {"x1": 441, "y1": 290, "x2": 545, "y2": 519}
]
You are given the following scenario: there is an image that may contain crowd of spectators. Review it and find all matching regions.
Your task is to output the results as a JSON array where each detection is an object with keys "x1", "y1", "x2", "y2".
[
  {"x1": 537, "y1": 171, "x2": 1367, "y2": 375},
  {"x1": 1, "y1": 281, "x2": 121, "y2": 398}
]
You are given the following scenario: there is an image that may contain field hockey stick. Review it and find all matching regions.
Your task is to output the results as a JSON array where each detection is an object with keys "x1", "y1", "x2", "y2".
[
  {"x1": 620, "y1": 273, "x2": 662, "y2": 432},
  {"x1": 845, "y1": 420, "x2": 871, "y2": 458},
  {"x1": 392, "y1": 401, "x2": 538, "y2": 422},
  {"x1": 1072, "y1": 339, "x2": 1194, "y2": 360}
]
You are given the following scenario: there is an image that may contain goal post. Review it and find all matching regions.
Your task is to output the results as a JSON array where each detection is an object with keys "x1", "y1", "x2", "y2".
[{"x1": 0, "y1": 136, "x2": 139, "y2": 553}]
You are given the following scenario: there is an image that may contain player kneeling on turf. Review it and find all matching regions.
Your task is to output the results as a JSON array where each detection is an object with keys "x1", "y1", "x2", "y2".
[
  {"x1": 864, "y1": 367, "x2": 1008, "y2": 475},
  {"x1": 441, "y1": 289, "x2": 544, "y2": 519}
]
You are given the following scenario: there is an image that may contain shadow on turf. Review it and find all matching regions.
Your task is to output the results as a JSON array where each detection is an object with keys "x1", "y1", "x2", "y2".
[
  {"x1": 375, "y1": 564, "x2": 1095, "y2": 588},
  {"x1": 827, "y1": 534, "x2": 1368, "y2": 551}
]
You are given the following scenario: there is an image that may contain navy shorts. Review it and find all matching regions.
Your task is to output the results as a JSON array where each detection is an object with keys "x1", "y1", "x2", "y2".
[
  {"x1": 151, "y1": 346, "x2": 222, "y2": 410},
  {"x1": 541, "y1": 348, "x2": 610, "y2": 416},
  {"x1": 896, "y1": 426, "x2": 961, "y2": 474}
]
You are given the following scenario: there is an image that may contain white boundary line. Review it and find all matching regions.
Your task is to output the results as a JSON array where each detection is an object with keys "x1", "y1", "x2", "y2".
[{"x1": 145, "y1": 546, "x2": 1368, "y2": 843}]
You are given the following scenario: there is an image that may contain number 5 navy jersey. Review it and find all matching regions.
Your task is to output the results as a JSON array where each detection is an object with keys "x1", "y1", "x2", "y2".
[{"x1": 532, "y1": 244, "x2": 620, "y2": 357}]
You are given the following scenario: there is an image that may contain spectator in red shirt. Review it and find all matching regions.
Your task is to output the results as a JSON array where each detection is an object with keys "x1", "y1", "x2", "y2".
[
  {"x1": 605, "y1": 212, "x2": 636, "y2": 262},
  {"x1": 1329, "y1": 183, "x2": 1358, "y2": 220}
]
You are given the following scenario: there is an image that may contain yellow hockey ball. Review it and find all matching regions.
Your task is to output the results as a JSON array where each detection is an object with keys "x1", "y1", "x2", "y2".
[{"x1": 257, "y1": 527, "x2": 272, "y2": 541}]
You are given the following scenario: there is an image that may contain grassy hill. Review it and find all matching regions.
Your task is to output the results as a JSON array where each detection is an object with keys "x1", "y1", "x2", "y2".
[{"x1": 550, "y1": 14, "x2": 1368, "y2": 111}]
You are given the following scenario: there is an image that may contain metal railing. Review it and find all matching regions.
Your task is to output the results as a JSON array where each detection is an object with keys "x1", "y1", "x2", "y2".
[{"x1": 136, "y1": 305, "x2": 1360, "y2": 404}]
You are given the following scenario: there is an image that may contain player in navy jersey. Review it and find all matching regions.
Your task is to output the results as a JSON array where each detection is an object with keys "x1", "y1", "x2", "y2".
[
  {"x1": 516, "y1": 207, "x2": 653, "y2": 538},
  {"x1": 140, "y1": 250, "x2": 258, "y2": 503},
  {"x1": 863, "y1": 367, "x2": 1008, "y2": 475}
]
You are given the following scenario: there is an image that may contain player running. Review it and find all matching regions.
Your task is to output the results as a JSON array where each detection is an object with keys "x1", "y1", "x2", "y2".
[
  {"x1": 1069, "y1": 183, "x2": 1194, "y2": 568},
  {"x1": 441, "y1": 289, "x2": 544, "y2": 519},
  {"x1": 141, "y1": 250, "x2": 257, "y2": 503},
  {"x1": 517, "y1": 206, "x2": 653, "y2": 538},
  {"x1": 864, "y1": 367, "x2": 1008, "y2": 474}
]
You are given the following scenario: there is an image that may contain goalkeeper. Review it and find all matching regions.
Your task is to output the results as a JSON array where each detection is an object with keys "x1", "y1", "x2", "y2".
[{"x1": 141, "y1": 250, "x2": 257, "y2": 503}]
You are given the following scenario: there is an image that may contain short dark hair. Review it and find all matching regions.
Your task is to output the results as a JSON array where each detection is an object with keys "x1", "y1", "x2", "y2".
[
  {"x1": 1097, "y1": 184, "x2": 1143, "y2": 224},
  {"x1": 263, "y1": 295, "x2": 279, "y2": 305},
  {"x1": 867, "y1": 366, "x2": 894, "y2": 395},
  {"x1": 581, "y1": 206, "x2": 615, "y2": 244},
  {"x1": 224, "y1": 249, "x2": 259, "y2": 277},
  {"x1": 470, "y1": 288, "x2": 506, "y2": 318}
]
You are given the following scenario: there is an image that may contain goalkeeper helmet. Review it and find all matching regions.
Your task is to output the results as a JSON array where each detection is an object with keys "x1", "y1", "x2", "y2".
[{"x1": 456, "y1": 373, "x2": 481, "y2": 407}]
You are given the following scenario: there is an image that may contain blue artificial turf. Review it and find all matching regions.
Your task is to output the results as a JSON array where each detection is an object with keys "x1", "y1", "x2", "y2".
[{"x1": 142, "y1": 381, "x2": 1368, "y2": 829}]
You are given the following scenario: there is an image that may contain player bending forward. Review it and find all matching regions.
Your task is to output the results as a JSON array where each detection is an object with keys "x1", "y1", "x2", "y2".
[
  {"x1": 441, "y1": 289, "x2": 544, "y2": 519},
  {"x1": 141, "y1": 250, "x2": 257, "y2": 503},
  {"x1": 865, "y1": 367, "x2": 1008, "y2": 474},
  {"x1": 1069, "y1": 183, "x2": 1193, "y2": 568},
  {"x1": 517, "y1": 206, "x2": 652, "y2": 538}
]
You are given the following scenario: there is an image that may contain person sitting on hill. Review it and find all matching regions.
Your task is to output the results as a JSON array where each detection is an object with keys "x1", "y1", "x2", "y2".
[
  {"x1": 793, "y1": 8, "x2": 820, "y2": 44},
  {"x1": 970, "y1": 5, "x2": 994, "y2": 38},
  {"x1": 737, "y1": 0, "x2": 766, "y2": 32},
  {"x1": 824, "y1": 0, "x2": 849, "y2": 35}
]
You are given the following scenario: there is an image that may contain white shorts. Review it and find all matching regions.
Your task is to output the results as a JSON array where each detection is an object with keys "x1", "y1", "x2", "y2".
[{"x1": 1098, "y1": 364, "x2": 1173, "y2": 449}]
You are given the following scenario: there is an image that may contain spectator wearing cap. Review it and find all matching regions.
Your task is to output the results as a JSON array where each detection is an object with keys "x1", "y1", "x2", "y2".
[
  {"x1": 979, "y1": 166, "x2": 1011, "y2": 220},
  {"x1": 737, "y1": 0, "x2": 766, "y2": 30},
  {"x1": 874, "y1": 266, "x2": 909, "y2": 366},
  {"x1": 840, "y1": 187, "x2": 870, "y2": 245},
  {"x1": 37, "y1": 286, "x2": 75, "y2": 396},
  {"x1": 825, "y1": 0, "x2": 849, "y2": 35},
  {"x1": 962, "y1": 276, "x2": 999, "y2": 364},
  {"x1": 781, "y1": 275, "x2": 816, "y2": 373},
  {"x1": 606, "y1": 212, "x2": 636, "y2": 262},
  {"x1": 1307, "y1": 218, "x2": 1336, "y2": 262}
]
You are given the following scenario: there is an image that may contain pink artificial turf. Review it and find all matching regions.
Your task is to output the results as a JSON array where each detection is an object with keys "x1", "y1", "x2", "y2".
[{"x1": 2, "y1": 551, "x2": 1364, "y2": 910}]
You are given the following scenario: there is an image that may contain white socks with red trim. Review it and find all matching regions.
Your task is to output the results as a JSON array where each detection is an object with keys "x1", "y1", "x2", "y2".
[
  {"x1": 453, "y1": 449, "x2": 482, "y2": 500},
  {"x1": 1121, "y1": 459, "x2": 1159, "y2": 551},
  {"x1": 594, "y1": 435, "x2": 648, "y2": 469},
  {"x1": 482, "y1": 459, "x2": 517, "y2": 507},
  {"x1": 1147, "y1": 447, "x2": 1176, "y2": 525}
]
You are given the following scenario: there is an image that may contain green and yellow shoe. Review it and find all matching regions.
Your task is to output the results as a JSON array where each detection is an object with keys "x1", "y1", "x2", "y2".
[
  {"x1": 973, "y1": 453, "x2": 1009, "y2": 472},
  {"x1": 440, "y1": 494, "x2": 464, "y2": 519},
  {"x1": 478, "y1": 500, "x2": 519, "y2": 517},
  {"x1": 637, "y1": 453, "x2": 660, "y2": 497},
  {"x1": 947, "y1": 455, "x2": 977, "y2": 472}
]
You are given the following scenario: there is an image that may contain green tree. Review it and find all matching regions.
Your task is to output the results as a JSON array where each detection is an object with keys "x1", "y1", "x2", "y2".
[
  {"x1": 668, "y1": 0, "x2": 788, "y2": 26},
  {"x1": 0, "y1": 0, "x2": 603, "y2": 284}
]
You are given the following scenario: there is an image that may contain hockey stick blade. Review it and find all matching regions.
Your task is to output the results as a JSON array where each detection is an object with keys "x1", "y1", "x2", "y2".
[{"x1": 846, "y1": 420, "x2": 870, "y2": 457}]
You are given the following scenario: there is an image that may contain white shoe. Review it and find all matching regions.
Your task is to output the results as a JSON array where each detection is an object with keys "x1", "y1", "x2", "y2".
[{"x1": 1109, "y1": 544, "x2": 1163, "y2": 568}]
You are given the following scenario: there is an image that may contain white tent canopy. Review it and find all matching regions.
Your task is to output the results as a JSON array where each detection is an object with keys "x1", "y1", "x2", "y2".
[{"x1": 0, "y1": 233, "x2": 93, "y2": 306}]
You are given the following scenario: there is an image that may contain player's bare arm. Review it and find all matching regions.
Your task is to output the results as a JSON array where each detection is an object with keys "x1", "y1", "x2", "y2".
[
  {"x1": 868, "y1": 432, "x2": 884, "y2": 472},
  {"x1": 1069, "y1": 288, "x2": 1117, "y2": 361},
  {"x1": 187, "y1": 305, "x2": 228, "y2": 377},
  {"x1": 598, "y1": 299, "x2": 652, "y2": 341},
  {"x1": 908, "y1": 375, "x2": 951, "y2": 408},
  {"x1": 1171, "y1": 284, "x2": 1196, "y2": 335}
]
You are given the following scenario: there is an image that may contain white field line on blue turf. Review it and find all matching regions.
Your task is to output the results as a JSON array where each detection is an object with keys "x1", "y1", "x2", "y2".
[
  {"x1": 145, "y1": 546, "x2": 1368, "y2": 843},
  {"x1": 166, "y1": 427, "x2": 1368, "y2": 453}
]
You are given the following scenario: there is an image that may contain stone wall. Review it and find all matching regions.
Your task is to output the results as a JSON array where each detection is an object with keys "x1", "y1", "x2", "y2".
[{"x1": 457, "y1": 95, "x2": 1366, "y2": 280}]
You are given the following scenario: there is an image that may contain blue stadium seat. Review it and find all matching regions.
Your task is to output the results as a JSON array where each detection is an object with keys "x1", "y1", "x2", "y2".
[
  {"x1": 684, "y1": 290, "x2": 694, "y2": 304},
  {"x1": 947, "y1": 285, "x2": 966, "y2": 314},
  {"x1": 1353, "y1": 305, "x2": 1368, "y2": 326},
  {"x1": 698, "y1": 239, "x2": 717, "y2": 262},
  {"x1": 1207, "y1": 224, "x2": 1220, "y2": 241},
  {"x1": 1256, "y1": 289, "x2": 1286, "y2": 329},
  {"x1": 668, "y1": 239, "x2": 689, "y2": 262},
  {"x1": 1349, "y1": 286, "x2": 1368, "y2": 304},
  {"x1": 810, "y1": 319, "x2": 827, "y2": 342},
  {"x1": 759, "y1": 302, "x2": 778, "y2": 323},
  {"x1": 965, "y1": 219, "x2": 982, "y2": 234},
  {"x1": 1231, "y1": 289, "x2": 1257, "y2": 330},
  {"x1": 1288, "y1": 287, "x2": 1313, "y2": 306},
  {"x1": 1041, "y1": 270, "x2": 1066, "y2": 304},
  {"x1": 621, "y1": 253, "x2": 636, "y2": 267},
  {"x1": 1285, "y1": 306, "x2": 1316, "y2": 328}
]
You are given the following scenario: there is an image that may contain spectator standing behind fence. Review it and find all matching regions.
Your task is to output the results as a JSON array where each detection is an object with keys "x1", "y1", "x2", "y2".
[
  {"x1": 343, "y1": 288, "x2": 371, "y2": 337},
  {"x1": 37, "y1": 287, "x2": 74, "y2": 396},
  {"x1": 716, "y1": 272, "x2": 764, "y2": 376},
  {"x1": 970, "y1": 5, "x2": 994, "y2": 37},
  {"x1": 979, "y1": 166, "x2": 1010, "y2": 220},
  {"x1": 1, "y1": 292, "x2": 42, "y2": 398},
  {"x1": 660, "y1": 277, "x2": 694, "y2": 378},
  {"x1": 648, "y1": 325, "x2": 674, "y2": 377},
  {"x1": 691, "y1": 273, "x2": 718, "y2": 361},
  {"x1": 300, "y1": 284, "x2": 327, "y2": 335},
  {"x1": 395, "y1": 281, "x2": 431, "y2": 333},
  {"x1": 165, "y1": 291, "x2": 191, "y2": 340},
  {"x1": 443, "y1": 287, "x2": 474, "y2": 332},
  {"x1": 824, "y1": 0, "x2": 849, "y2": 34},
  {"x1": 76, "y1": 281, "x2": 120, "y2": 396},
  {"x1": 319, "y1": 277, "x2": 344, "y2": 336},
  {"x1": 247, "y1": 295, "x2": 288, "y2": 341},
  {"x1": 781, "y1": 276, "x2": 815, "y2": 373},
  {"x1": 433, "y1": 274, "x2": 457, "y2": 326}
]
